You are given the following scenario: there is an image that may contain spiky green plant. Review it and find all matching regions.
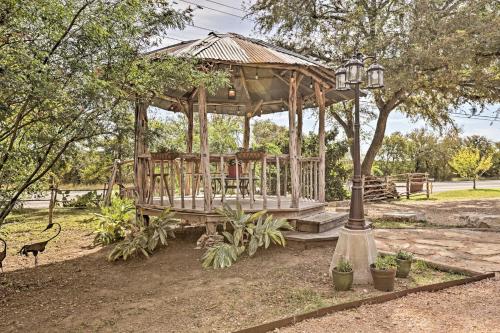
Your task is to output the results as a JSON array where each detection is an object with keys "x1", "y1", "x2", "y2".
[
  {"x1": 335, "y1": 257, "x2": 353, "y2": 273},
  {"x1": 108, "y1": 209, "x2": 177, "y2": 261},
  {"x1": 396, "y1": 249, "x2": 414, "y2": 261},
  {"x1": 373, "y1": 255, "x2": 397, "y2": 270},
  {"x1": 202, "y1": 203, "x2": 293, "y2": 269}
]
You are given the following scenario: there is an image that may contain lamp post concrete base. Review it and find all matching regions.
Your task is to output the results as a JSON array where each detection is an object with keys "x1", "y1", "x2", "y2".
[{"x1": 329, "y1": 227, "x2": 378, "y2": 284}]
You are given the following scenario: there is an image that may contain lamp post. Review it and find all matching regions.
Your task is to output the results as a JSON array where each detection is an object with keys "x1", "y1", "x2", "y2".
[
  {"x1": 330, "y1": 53, "x2": 384, "y2": 284},
  {"x1": 336, "y1": 54, "x2": 384, "y2": 230}
]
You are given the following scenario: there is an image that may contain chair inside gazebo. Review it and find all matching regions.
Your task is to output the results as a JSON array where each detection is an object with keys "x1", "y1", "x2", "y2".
[{"x1": 133, "y1": 33, "x2": 356, "y2": 225}]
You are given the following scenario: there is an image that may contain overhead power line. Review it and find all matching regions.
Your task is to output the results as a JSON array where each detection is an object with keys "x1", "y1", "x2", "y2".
[
  {"x1": 165, "y1": 36, "x2": 186, "y2": 42},
  {"x1": 177, "y1": 0, "x2": 249, "y2": 20},
  {"x1": 202, "y1": 0, "x2": 247, "y2": 13}
]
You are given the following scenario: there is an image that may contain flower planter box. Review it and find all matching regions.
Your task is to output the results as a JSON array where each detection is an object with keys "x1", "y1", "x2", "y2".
[
  {"x1": 236, "y1": 150, "x2": 265, "y2": 161},
  {"x1": 151, "y1": 151, "x2": 180, "y2": 161}
]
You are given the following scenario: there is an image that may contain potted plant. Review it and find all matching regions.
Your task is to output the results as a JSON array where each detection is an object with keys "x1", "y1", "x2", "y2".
[
  {"x1": 395, "y1": 250, "x2": 413, "y2": 278},
  {"x1": 332, "y1": 257, "x2": 353, "y2": 291},
  {"x1": 370, "y1": 255, "x2": 397, "y2": 292},
  {"x1": 227, "y1": 159, "x2": 242, "y2": 178}
]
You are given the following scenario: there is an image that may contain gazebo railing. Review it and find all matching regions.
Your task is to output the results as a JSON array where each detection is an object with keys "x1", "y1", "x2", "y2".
[{"x1": 139, "y1": 152, "x2": 320, "y2": 210}]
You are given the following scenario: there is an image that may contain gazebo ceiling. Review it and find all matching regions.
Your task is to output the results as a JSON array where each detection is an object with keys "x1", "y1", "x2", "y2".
[{"x1": 148, "y1": 32, "x2": 359, "y2": 116}]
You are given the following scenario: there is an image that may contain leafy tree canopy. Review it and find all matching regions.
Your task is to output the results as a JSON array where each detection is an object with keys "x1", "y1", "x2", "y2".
[
  {"x1": 247, "y1": 0, "x2": 499, "y2": 174},
  {"x1": 0, "y1": 0, "x2": 228, "y2": 224}
]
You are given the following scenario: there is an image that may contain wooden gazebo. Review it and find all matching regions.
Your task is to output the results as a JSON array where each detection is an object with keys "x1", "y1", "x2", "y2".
[{"x1": 133, "y1": 33, "x2": 355, "y2": 232}]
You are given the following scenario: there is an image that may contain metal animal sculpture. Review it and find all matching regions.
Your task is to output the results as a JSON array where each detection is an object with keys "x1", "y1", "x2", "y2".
[
  {"x1": 19, "y1": 223, "x2": 61, "y2": 266},
  {"x1": 0, "y1": 237, "x2": 6, "y2": 272}
]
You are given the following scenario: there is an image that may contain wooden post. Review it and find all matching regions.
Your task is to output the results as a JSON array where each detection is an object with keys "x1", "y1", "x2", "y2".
[
  {"x1": 243, "y1": 115, "x2": 250, "y2": 150},
  {"x1": 104, "y1": 160, "x2": 119, "y2": 206},
  {"x1": 235, "y1": 156, "x2": 240, "y2": 201},
  {"x1": 134, "y1": 100, "x2": 149, "y2": 204},
  {"x1": 198, "y1": 85, "x2": 212, "y2": 212},
  {"x1": 187, "y1": 99, "x2": 194, "y2": 153},
  {"x1": 191, "y1": 161, "x2": 197, "y2": 209},
  {"x1": 180, "y1": 157, "x2": 185, "y2": 208},
  {"x1": 426, "y1": 172, "x2": 430, "y2": 199},
  {"x1": 314, "y1": 82, "x2": 326, "y2": 203},
  {"x1": 406, "y1": 173, "x2": 410, "y2": 199},
  {"x1": 169, "y1": 160, "x2": 175, "y2": 206},
  {"x1": 284, "y1": 162, "x2": 288, "y2": 198},
  {"x1": 297, "y1": 95, "x2": 303, "y2": 158},
  {"x1": 220, "y1": 156, "x2": 225, "y2": 203},
  {"x1": 276, "y1": 156, "x2": 281, "y2": 208},
  {"x1": 160, "y1": 160, "x2": 165, "y2": 206},
  {"x1": 288, "y1": 72, "x2": 300, "y2": 208},
  {"x1": 249, "y1": 161, "x2": 254, "y2": 209},
  {"x1": 262, "y1": 156, "x2": 267, "y2": 209},
  {"x1": 48, "y1": 176, "x2": 57, "y2": 225},
  {"x1": 149, "y1": 161, "x2": 155, "y2": 204}
]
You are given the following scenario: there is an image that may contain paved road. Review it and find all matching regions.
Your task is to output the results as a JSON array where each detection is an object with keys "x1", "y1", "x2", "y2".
[
  {"x1": 431, "y1": 180, "x2": 500, "y2": 193},
  {"x1": 18, "y1": 180, "x2": 500, "y2": 209}
]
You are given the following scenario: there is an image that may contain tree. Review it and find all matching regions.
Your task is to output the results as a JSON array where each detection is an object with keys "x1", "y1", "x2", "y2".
[
  {"x1": 252, "y1": 119, "x2": 289, "y2": 154},
  {"x1": 302, "y1": 129, "x2": 350, "y2": 200},
  {"x1": 247, "y1": 0, "x2": 500, "y2": 175},
  {"x1": 375, "y1": 132, "x2": 412, "y2": 176},
  {"x1": 449, "y1": 148, "x2": 493, "y2": 189},
  {"x1": 0, "y1": 0, "x2": 227, "y2": 224}
]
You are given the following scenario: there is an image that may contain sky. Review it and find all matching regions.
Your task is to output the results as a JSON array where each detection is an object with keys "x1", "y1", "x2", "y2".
[{"x1": 162, "y1": 0, "x2": 499, "y2": 149}]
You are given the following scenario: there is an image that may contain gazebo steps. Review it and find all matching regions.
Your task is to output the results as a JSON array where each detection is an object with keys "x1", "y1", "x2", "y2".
[
  {"x1": 283, "y1": 225, "x2": 343, "y2": 248},
  {"x1": 295, "y1": 211, "x2": 348, "y2": 233}
]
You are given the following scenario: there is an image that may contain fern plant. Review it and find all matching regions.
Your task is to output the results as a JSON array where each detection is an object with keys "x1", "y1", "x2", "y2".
[
  {"x1": 93, "y1": 197, "x2": 135, "y2": 245},
  {"x1": 202, "y1": 203, "x2": 293, "y2": 269},
  {"x1": 108, "y1": 209, "x2": 178, "y2": 261}
]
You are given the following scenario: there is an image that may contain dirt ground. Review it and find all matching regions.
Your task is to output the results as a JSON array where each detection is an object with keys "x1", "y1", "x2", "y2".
[
  {"x1": 1, "y1": 199, "x2": 499, "y2": 332},
  {"x1": 0, "y1": 236, "x2": 461, "y2": 333},
  {"x1": 281, "y1": 276, "x2": 500, "y2": 333},
  {"x1": 364, "y1": 197, "x2": 500, "y2": 227}
]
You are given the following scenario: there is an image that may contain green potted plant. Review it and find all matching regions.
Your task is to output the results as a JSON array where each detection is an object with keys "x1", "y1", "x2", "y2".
[
  {"x1": 395, "y1": 250, "x2": 413, "y2": 278},
  {"x1": 370, "y1": 255, "x2": 397, "y2": 291},
  {"x1": 332, "y1": 257, "x2": 353, "y2": 291}
]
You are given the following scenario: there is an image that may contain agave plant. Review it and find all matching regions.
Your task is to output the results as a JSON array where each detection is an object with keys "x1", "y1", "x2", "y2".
[{"x1": 202, "y1": 203, "x2": 293, "y2": 269}]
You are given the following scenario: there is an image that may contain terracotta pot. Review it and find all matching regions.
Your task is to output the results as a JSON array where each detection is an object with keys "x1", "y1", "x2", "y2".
[
  {"x1": 370, "y1": 265, "x2": 396, "y2": 291},
  {"x1": 396, "y1": 259, "x2": 412, "y2": 278},
  {"x1": 332, "y1": 269, "x2": 353, "y2": 291},
  {"x1": 228, "y1": 164, "x2": 242, "y2": 178}
]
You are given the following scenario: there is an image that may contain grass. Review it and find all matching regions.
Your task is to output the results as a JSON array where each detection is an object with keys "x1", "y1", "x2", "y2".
[
  {"x1": 0, "y1": 208, "x2": 97, "y2": 255},
  {"x1": 431, "y1": 188, "x2": 500, "y2": 200},
  {"x1": 409, "y1": 260, "x2": 465, "y2": 285}
]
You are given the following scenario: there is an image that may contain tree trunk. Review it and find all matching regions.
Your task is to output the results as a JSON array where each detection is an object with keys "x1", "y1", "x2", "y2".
[
  {"x1": 473, "y1": 178, "x2": 476, "y2": 190},
  {"x1": 361, "y1": 108, "x2": 391, "y2": 175}
]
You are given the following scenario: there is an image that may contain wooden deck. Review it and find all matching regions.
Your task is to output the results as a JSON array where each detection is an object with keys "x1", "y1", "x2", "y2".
[{"x1": 137, "y1": 195, "x2": 327, "y2": 225}]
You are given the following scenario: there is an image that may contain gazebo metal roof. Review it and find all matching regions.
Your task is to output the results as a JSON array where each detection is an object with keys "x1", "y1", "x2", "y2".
[{"x1": 148, "y1": 32, "x2": 356, "y2": 116}]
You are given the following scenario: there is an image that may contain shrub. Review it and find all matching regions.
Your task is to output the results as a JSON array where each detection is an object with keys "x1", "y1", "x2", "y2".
[
  {"x1": 334, "y1": 257, "x2": 353, "y2": 272},
  {"x1": 108, "y1": 209, "x2": 177, "y2": 261},
  {"x1": 93, "y1": 197, "x2": 134, "y2": 245},
  {"x1": 373, "y1": 255, "x2": 397, "y2": 270},
  {"x1": 62, "y1": 190, "x2": 102, "y2": 208},
  {"x1": 396, "y1": 250, "x2": 414, "y2": 261},
  {"x1": 202, "y1": 203, "x2": 293, "y2": 269}
]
